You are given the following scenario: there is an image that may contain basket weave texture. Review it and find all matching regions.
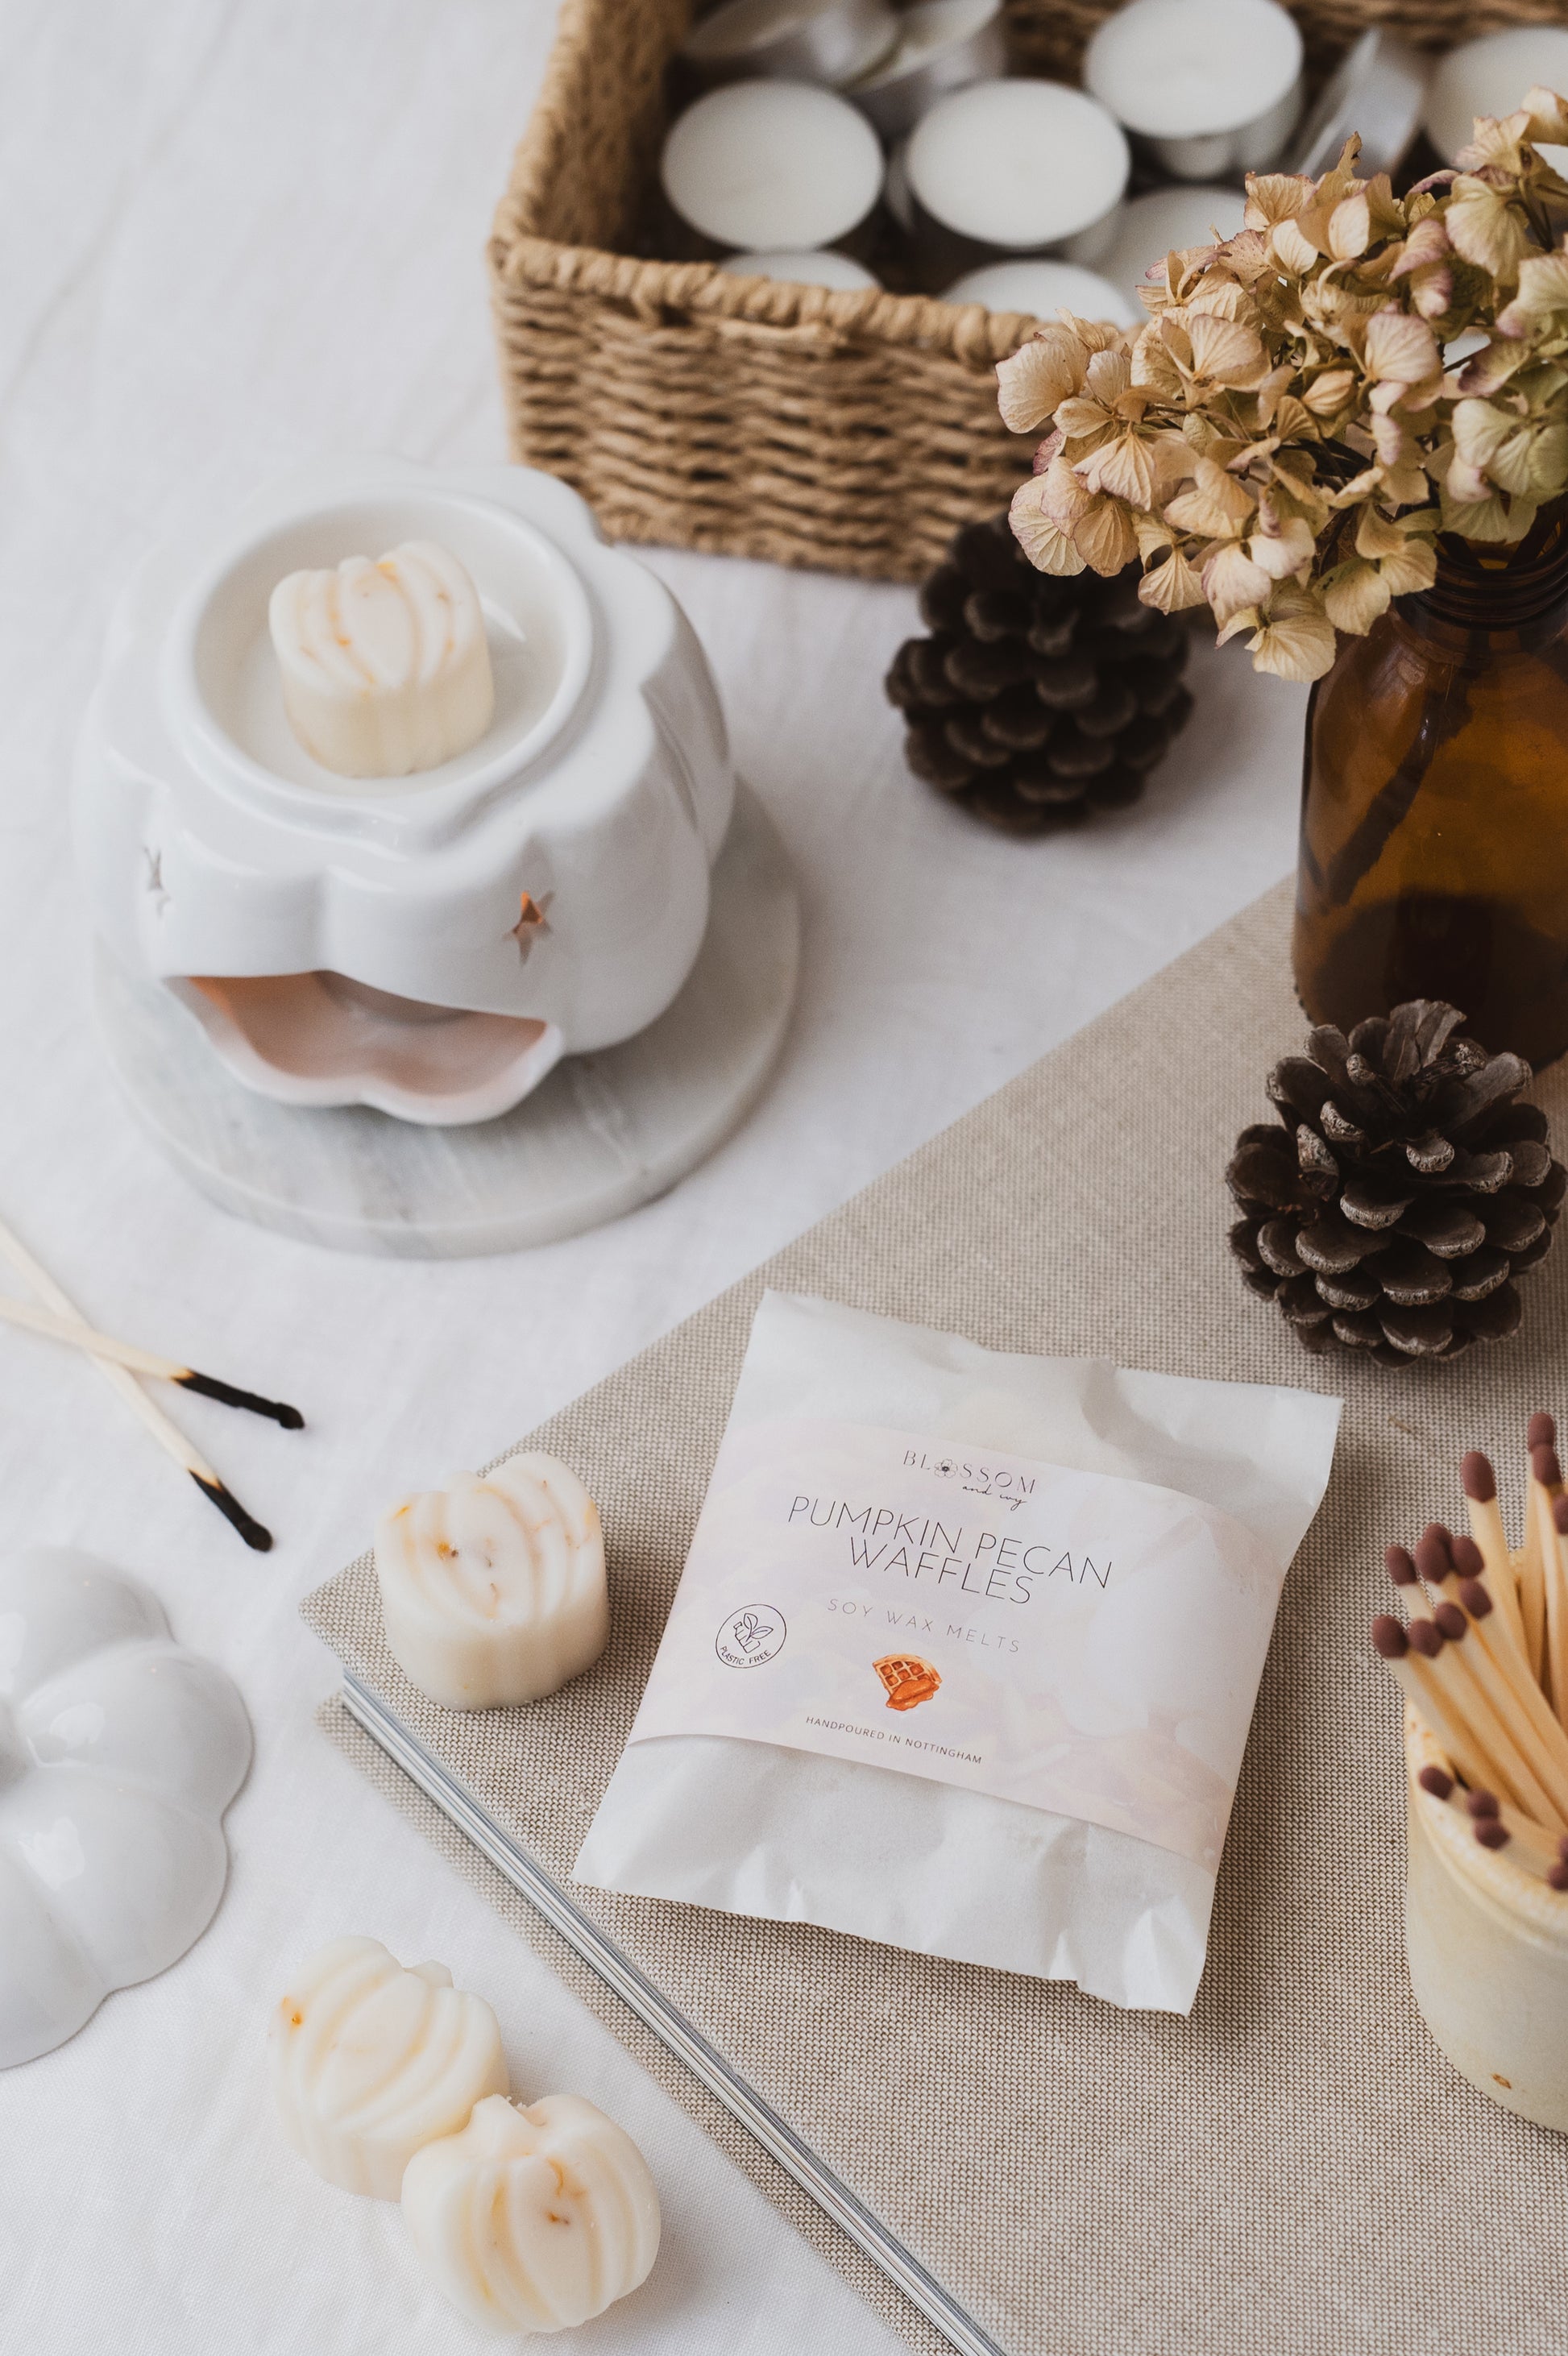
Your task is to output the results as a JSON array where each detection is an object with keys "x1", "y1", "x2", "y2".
[{"x1": 488, "y1": 0, "x2": 1568, "y2": 583}]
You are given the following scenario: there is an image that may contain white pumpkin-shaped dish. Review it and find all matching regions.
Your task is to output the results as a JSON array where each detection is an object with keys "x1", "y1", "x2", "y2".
[
  {"x1": 375, "y1": 1452, "x2": 608, "y2": 1710},
  {"x1": 268, "y1": 1934, "x2": 509, "y2": 2198},
  {"x1": 402, "y1": 2091, "x2": 661, "y2": 2334},
  {"x1": 0, "y1": 1546, "x2": 251, "y2": 2070}
]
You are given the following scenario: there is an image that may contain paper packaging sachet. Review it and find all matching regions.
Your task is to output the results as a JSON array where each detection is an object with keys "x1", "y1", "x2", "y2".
[{"x1": 575, "y1": 1292, "x2": 1342, "y2": 2014}]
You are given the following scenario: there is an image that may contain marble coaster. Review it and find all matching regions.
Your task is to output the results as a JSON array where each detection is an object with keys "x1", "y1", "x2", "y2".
[{"x1": 93, "y1": 785, "x2": 800, "y2": 1258}]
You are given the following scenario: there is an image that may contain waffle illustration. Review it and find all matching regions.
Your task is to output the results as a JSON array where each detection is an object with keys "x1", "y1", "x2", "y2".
[{"x1": 873, "y1": 1653, "x2": 941, "y2": 1711}]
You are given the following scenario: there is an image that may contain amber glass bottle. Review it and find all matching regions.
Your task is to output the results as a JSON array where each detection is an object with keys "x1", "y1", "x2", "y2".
[{"x1": 1293, "y1": 510, "x2": 1568, "y2": 1070}]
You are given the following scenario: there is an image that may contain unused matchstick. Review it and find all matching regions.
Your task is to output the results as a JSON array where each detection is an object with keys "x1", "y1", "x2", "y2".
[
  {"x1": 0, "y1": 1217, "x2": 273, "y2": 1552},
  {"x1": 1461, "y1": 1450, "x2": 1528, "y2": 1657},
  {"x1": 1452, "y1": 1568, "x2": 1568, "y2": 1813},
  {"x1": 1540, "y1": 1453, "x2": 1568, "y2": 1716},
  {"x1": 1406, "y1": 1611, "x2": 1558, "y2": 1825},
  {"x1": 1373, "y1": 1616, "x2": 1494, "y2": 1797},
  {"x1": 0, "y1": 1295, "x2": 302, "y2": 1428}
]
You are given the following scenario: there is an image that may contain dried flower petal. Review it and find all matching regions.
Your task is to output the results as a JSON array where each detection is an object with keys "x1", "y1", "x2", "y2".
[
  {"x1": 1247, "y1": 586, "x2": 1338, "y2": 682},
  {"x1": 997, "y1": 329, "x2": 1089, "y2": 432},
  {"x1": 1323, "y1": 558, "x2": 1392, "y2": 633},
  {"x1": 1205, "y1": 539, "x2": 1275, "y2": 624},
  {"x1": 1139, "y1": 546, "x2": 1207, "y2": 612},
  {"x1": 1009, "y1": 472, "x2": 1088, "y2": 574},
  {"x1": 1446, "y1": 177, "x2": 1529, "y2": 280},
  {"x1": 1164, "y1": 454, "x2": 1256, "y2": 537},
  {"x1": 1364, "y1": 308, "x2": 1441, "y2": 384}
]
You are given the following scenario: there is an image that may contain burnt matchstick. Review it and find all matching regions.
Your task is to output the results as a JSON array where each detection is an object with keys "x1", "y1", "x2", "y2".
[
  {"x1": 0, "y1": 1216, "x2": 274, "y2": 1553},
  {"x1": 0, "y1": 1295, "x2": 303, "y2": 1428}
]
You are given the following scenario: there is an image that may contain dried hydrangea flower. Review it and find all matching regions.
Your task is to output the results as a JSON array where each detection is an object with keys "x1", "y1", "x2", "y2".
[{"x1": 997, "y1": 88, "x2": 1568, "y2": 682}]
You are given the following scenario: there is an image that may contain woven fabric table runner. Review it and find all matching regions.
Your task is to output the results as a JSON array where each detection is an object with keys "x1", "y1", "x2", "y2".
[{"x1": 305, "y1": 878, "x2": 1568, "y2": 2356}]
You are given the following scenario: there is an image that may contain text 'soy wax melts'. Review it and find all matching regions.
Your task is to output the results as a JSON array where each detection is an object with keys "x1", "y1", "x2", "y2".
[
  {"x1": 944, "y1": 257, "x2": 1138, "y2": 325},
  {"x1": 1425, "y1": 28, "x2": 1568, "y2": 169},
  {"x1": 402, "y1": 2093, "x2": 661, "y2": 2334},
  {"x1": 375, "y1": 1452, "x2": 608, "y2": 1710},
  {"x1": 1085, "y1": 0, "x2": 1303, "y2": 180},
  {"x1": 661, "y1": 80, "x2": 885, "y2": 251},
  {"x1": 268, "y1": 539, "x2": 494, "y2": 781},
  {"x1": 269, "y1": 1935, "x2": 509, "y2": 2198},
  {"x1": 906, "y1": 81, "x2": 1130, "y2": 259}
]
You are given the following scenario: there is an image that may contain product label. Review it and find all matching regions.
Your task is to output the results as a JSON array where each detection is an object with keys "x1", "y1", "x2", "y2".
[{"x1": 626, "y1": 1417, "x2": 1288, "y2": 1869}]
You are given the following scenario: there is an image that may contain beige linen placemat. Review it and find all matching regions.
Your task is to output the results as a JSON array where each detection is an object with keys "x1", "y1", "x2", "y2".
[{"x1": 305, "y1": 878, "x2": 1568, "y2": 2356}]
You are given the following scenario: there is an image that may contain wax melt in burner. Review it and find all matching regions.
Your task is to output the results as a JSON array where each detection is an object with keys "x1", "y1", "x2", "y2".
[
  {"x1": 269, "y1": 539, "x2": 495, "y2": 780},
  {"x1": 73, "y1": 458, "x2": 738, "y2": 1128}
]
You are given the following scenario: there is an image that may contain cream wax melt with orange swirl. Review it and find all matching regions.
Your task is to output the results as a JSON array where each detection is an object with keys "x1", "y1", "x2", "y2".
[
  {"x1": 374, "y1": 1452, "x2": 608, "y2": 1709},
  {"x1": 268, "y1": 538, "x2": 494, "y2": 779}
]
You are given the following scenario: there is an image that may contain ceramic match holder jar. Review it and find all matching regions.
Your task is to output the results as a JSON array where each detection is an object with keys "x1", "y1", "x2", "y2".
[
  {"x1": 73, "y1": 456, "x2": 736, "y2": 1127},
  {"x1": 1404, "y1": 1710, "x2": 1568, "y2": 2132}
]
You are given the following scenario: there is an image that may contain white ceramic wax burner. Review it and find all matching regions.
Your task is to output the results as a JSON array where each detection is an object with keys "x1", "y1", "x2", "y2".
[{"x1": 73, "y1": 458, "x2": 739, "y2": 1130}]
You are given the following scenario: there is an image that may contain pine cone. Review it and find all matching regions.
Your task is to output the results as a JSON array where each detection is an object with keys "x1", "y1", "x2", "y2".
[
  {"x1": 1229, "y1": 1001, "x2": 1566, "y2": 1367},
  {"x1": 885, "y1": 513, "x2": 1194, "y2": 834}
]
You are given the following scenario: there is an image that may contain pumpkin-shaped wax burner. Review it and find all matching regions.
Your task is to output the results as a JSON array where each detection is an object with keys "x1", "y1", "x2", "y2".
[
  {"x1": 0, "y1": 1547, "x2": 251, "y2": 2070},
  {"x1": 402, "y1": 2091, "x2": 661, "y2": 2334},
  {"x1": 375, "y1": 1452, "x2": 608, "y2": 1710},
  {"x1": 268, "y1": 1934, "x2": 509, "y2": 2198}
]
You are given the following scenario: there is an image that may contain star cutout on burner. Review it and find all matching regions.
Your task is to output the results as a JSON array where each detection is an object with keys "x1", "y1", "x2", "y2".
[
  {"x1": 509, "y1": 890, "x2": 553, "y2": 963},
  {"x1": 143, "y1": 848, "x2": 170, "y2": 915}
]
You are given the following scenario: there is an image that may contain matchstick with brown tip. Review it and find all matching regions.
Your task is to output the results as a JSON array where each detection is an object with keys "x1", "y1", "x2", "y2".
[
  {"x1": 1418, "y1": 1524, "x2": 1568, "y2": 1799},
  {"x1": 1373, "y1": 1616, "x2": 1493, "y2": 1797},
  {"x1": 1404, "y1": 1606, "x2": 1560, "y2": 1827},
  {"x1": 1461, "y1": 1450, "x2": 1529, "y2": 1657},
  {"x1": 0, "y1": 1295, "x2": 304, "y2": 1427},
  {"x1": 1452, "y1": 1569, "x2": 1568, "y2": 1813}
]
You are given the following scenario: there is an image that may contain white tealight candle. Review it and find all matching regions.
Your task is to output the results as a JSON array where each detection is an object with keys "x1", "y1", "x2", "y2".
[
  {"x1": 662, "y1": 80, "x2": 885, "y2": 251},
  {"x1": 682, "y1": 0, "x2": 898, "y2": 89},
  {"x1": 720, "y1": 247, "x2": 881, "y2": 288},
  {"x1": 944, "y1": 256, "x2": 1138, "y2": 324},
  {"x1": 1098, "y1": 185, "x2": 1248, "y2": 307},
  {"x1": 1085, "y1": 0, "x2": 1303, "y2": 180},
  {"x1": 268, "y1": 540, "x2": 494, "y2": 781},
  {"x1": 906, "y1": 80, "x2": 1130, "y2": 255},
  {"x1": 848, "y1": 0, "x2": 1006, "y2": 140},
  {"x1": 1426, "y1": 29, "x2": 1568, "y2": 170}
]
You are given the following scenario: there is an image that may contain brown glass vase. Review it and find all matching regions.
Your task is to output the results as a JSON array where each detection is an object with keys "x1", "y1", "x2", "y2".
[{"x1": 1293, "y1": 512, "x2": 1568, "y2": 1070}]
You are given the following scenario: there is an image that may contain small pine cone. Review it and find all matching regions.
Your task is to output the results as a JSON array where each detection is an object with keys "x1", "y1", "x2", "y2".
[
  {"x1": 886, "y1": 513, "x2": 1194, "y2": 834},
  {"x1": 1227, "y1": 1001, "x2": 1566, "y2": 1367}
]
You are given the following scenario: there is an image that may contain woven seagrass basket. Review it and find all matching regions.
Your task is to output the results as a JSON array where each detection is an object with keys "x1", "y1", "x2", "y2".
[{"x1": 488, "y1": 0, "x2": 1568, "y2": 583}]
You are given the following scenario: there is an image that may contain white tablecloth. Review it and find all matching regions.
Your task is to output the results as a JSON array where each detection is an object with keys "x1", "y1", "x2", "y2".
[{"x1": 0, "y1": 3, "x2": 1305, "y2": 2347}]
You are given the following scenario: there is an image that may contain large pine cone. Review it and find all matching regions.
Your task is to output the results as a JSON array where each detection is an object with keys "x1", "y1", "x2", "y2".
[
  {"x1": 885, "y1": 514, "x2": 1194, "y2": 834},
  {"x1": 1229, "y1": 1001, "x2": 1566, "y2": 1366}
]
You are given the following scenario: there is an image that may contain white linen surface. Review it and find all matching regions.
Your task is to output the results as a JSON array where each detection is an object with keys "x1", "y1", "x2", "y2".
[{"x1": 0, "y1": 2, "x2": 1303, "y2": 2349}]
